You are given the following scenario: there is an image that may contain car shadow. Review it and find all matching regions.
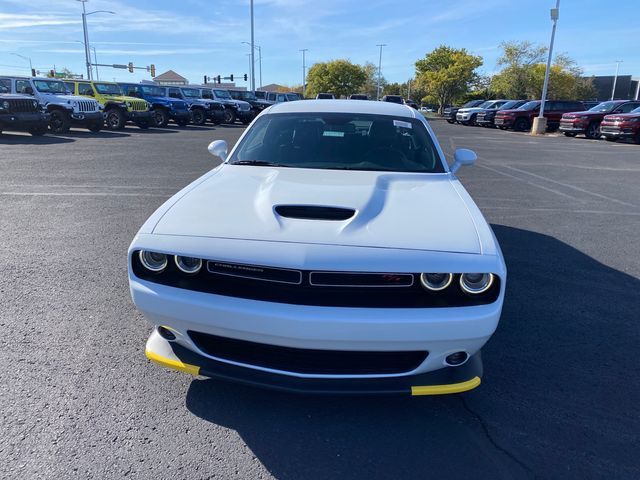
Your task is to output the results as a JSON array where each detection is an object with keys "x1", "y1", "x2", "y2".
[
  {"x1": 0, "y1": 133, "x2": 75, "y2": 144},
  {"x1": 183, "y1": 225, "x2": 640, "y2": 479},
  {"x1": 60, "y1": 130, "x2": 131, "y2": 139},
  {"x1": 125, "y1": 127, "x2": 178, "y2": 134}
]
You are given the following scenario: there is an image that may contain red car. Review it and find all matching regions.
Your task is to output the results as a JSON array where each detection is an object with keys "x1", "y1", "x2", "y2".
[
  {"x1": 560, "y1": 100, "x2": 640, "y2": 139},
  {"x1": 494, "y1": 100, "x2": 585, "y2": 132},
  {"x1": 600, "y1": 106, "x2": 640, "y2": 144}
]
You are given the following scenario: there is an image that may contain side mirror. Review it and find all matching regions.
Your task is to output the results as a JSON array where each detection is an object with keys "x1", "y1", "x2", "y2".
[
  {"x1": 207, "y1": 140, "x2": 228, "y2": 160},
  {"x1": 450, "y1": 148, "x2": 477, "y2": 173}
]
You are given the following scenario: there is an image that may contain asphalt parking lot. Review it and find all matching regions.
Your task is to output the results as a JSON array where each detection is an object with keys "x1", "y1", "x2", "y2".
[{"x1": 1, "y1": 120, "x2": 639, "y2": 479}]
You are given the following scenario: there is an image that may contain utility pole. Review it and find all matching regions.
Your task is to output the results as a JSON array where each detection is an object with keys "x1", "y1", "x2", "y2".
[
  {"x1": 250, "y1": 0, "x2": 255, "y2": 91},
  {"x1": 532, "y1": 0, "x2": 560, "y2": 135},
  {"x1": 611, "y1": 60, "x2": 623, "y2": 100},
  {"x1": 407, "y1": 79, "x2": 411, "y2": 100},
  {"x1": 79, "y1": 0, "x2": 92, "y2": 80},
  {"x1": 376, "y1": 44, "x2": 387, "y2": 100},
  {"x1": 11, "y1": 53, "x2": 33, "y2": 76},
  {"x1": 300, "y1": 49, "x2": 308, "y2": 97},
  {"x1": 93, "y1": 47, "x2": 99, "y2": 80},
  {"x1": 257, "y1": 45, "x2": 262, "y2": 88}
]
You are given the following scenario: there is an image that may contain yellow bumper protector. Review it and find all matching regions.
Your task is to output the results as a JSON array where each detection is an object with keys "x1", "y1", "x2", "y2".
[
  {"x1": 411, "y1": 376, "x2": 481, "y2": 396},
  {"x1": 145, "y1": 348, "x2": 200, "y2": 376}
]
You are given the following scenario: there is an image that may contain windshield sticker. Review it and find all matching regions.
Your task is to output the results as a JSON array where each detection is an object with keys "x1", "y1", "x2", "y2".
[
  {"x1": 393, "y1": 120, "x2": 412, "y2": 129},
  {"x1": 323, "y1": 131, "x2": 344, "y2": 137}
]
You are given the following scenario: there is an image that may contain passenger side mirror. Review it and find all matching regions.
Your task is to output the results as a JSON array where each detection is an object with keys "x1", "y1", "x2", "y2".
[
  {"x1": 207, "y1": 140, "x2": 228, "y2": 160},
  {"x1": 450, "y1": 148, "x2": 477, "y2": 173}
]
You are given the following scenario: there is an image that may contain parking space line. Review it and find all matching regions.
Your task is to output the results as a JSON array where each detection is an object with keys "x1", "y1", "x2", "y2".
[
  {"x1": 481, "y1": 206, "x2": 640, "y2": 216},
  {"x1": 0, "y1": 192, "x2": 171, "y2": 197},
  {"x1": 503, "y1": 165, "x2": 637, "y2": 208}
]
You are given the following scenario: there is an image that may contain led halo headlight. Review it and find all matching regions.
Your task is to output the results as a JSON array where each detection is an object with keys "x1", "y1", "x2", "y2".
[
  {"x1": 32, "y1": 100, "x2": 39, "y2": 108},
  {"x1": 138, "y1": 250, "x2": 168, "y2": 272},
  {"x1": 1, "y1": 100, "x2": 9, "y2": 109},
  {"x1": 174, "y1": 255, "x2": 202, "y2": 274},
  {"x1": 460, "y1": 273, "x2": 495, "y2": 295},
  {"x1": 419, "y1": 273, "x2": 453, "y2": 291}
]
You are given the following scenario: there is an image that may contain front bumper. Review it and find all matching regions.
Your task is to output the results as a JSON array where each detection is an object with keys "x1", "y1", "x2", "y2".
[
  {"x1": 494, "y1": 117, "x2": 514, "y2": 127},
  {"x1": 476, "y1": 115, "x2": 494, "y2": 125},
  {"x1": 0, "y1": 111, "x2": 49, "y2": 129},
  {"x1": 206, "y1": 109, "x2": 225, "y2": 123},
  {"x1": 169, "y1": 110, "x2": 191, "y2": 121},
  {"x1": 145, "y1": 328, "x2": 483, "y2": 395},
  {"x1": 126, "y1": 110, "x2": 154, "y2": 122},
  {"x1": 236, "y1": 109, "x2": 254, "y2": 121},
  {"x1": 559, "y1": 121, "x2": 586, "y2": 133},
  {"x1": 600, "y1": 126, "x2": 636, "y2": 138},
  {"x1": 70, "y1": 111, "x2": 103, "y2": 124}
]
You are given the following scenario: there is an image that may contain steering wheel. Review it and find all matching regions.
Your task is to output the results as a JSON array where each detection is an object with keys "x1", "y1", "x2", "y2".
[{"x1": 361, "y1": 146, "x2": 412, "y2": 170}]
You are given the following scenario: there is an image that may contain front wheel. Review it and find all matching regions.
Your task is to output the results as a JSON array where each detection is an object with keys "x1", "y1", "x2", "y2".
[
  {"x1": 634, "y1": 130, "x2": 640, "y2": 145},
  {"x1": 105, "y1": 108, "x2": 126, "y2": 130},
  {"x1": 223, "y1": 109, "x2": 236, "y2": 124},
  {"x1": 513, "y1": 117, "x2": 530, "y2": 132},
  {"x1": 585, "y1": 122, "x2": 601, "y2": 140},
  {"x1": 446, "y1": 119, "x2": 455, "y2": 124},
  {"x1": 191, "y1": 109, "x2": 206, "y2": 125},
  {"x1": 29, "y1": 125, "x2": 48, "y2": 136},
  {"x1": 153, "y1": 108, "x2": 169, "y2": 128},
  {"x1": 49, "y1": 110, "x2": 71, "y2": 133}
]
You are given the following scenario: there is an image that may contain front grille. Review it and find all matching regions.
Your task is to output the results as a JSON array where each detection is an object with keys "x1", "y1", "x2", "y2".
[
  {"x1": 130, "y1": 100, "x2": 147, "y2": 111},
  {"x1": 77, "y1": 100, "x2": 97, "y2": 112},
  {"x1": 8, "y1": 99, "x2": 38, "y2": 113},
  {"x1": 131, "y1": 254, "x2": 501, "y2": 308},
  {"x1": 188, "y1": 331, "x2": 428, "y2": 375},
  {"x1": 560, "y1": 120, "x2": 577, "y2": 127},
  {"x1": 601, "y1": 126, "x2": 620, "y2": 133}
]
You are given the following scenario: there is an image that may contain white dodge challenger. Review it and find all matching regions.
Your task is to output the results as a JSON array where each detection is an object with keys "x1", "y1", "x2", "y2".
[{"x1": 128, "y1": 100, "x2": 506, "y2": 395}]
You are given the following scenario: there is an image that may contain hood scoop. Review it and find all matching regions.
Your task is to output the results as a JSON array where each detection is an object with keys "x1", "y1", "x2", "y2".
[{"x1": 275, "y1": 205, "x2": 355, "y2": 221}]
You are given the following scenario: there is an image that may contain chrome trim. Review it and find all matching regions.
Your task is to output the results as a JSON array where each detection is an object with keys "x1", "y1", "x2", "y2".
[
  {"x1": 174, "y1": 255, "x2": 202, "y2": 274},
  {"x1": 459, "y1": 273, "x2": 495, "y2": 295},
  {"x1": 206, "y1": 261, "x2": 302, "y2": 285},
  {"x1": 309, "y1": 271, "x2": 414, "y2": 288},
  {"x1": 419, "y1": 273, "x2": 453, "y2": 291},
  {"x1": 139, "y1": 250, "x2": 168, "y2": 273}
]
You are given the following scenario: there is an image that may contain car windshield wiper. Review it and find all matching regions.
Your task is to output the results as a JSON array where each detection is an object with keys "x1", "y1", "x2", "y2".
[{"x1": 230, "y1": 160, "x2": 290, "y2": 167}]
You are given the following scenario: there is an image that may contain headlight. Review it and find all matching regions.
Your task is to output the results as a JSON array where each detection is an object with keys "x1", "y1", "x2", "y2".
[
  {"x1": 174, "y1": 255, "x2": 202, "y2": 274},
  {"x1": 419, "y1": 273, "x2": 453, "y2": 291},
  {"x1": 139, "y1": 251, "x2": 168, "y2": 272},
  {"x1": 1, "y1": 100, "x2": 9, "y2": 109},
  {"x1": 626, "y1": 118, "x2": 640, "y2": 123},
  {"x1": 460, "y1": 273, "x2": 494, "y2": 294},
  {"x1": 32, "y1": 100, "x2": 39, "y2": 108},
  {"x1": 126, "y1": 101, "x2": 132, "y2": 107}
]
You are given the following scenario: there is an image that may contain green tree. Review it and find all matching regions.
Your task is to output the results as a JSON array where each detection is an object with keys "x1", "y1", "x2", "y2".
[
  {"x1": 305, "y1": 60, "x2": 367, "y2": 98},
  {"x1": 414, "y1": 45, "x2": 483, "y2": 113},
  {"x1": 362, "y1": 62, "x2": 386, "y2": 98},
  {"x1": 490, "y1": 41, "x2": 547, "y2": 98}
]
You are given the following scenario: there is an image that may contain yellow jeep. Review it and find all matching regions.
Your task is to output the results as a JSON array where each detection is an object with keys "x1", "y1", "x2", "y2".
[{"x1": 64, "y1": 80, "x2": 154, "y2": 130}]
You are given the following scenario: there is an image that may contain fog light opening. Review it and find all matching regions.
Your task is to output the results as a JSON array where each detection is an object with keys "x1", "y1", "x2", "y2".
[
  {"x1": 445, "y1": 351, "x2": 469, "y2": 366},
  {"x1": 157, "y1": 326, "x2": 176, "y2": 341}
]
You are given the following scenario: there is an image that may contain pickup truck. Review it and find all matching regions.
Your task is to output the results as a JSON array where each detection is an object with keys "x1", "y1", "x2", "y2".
[
  {"x1": 494, "y1": 100, "x2": 585, "y2": 131},
  {"x1": 0, "y1": 81, "x2": 49, "y2": 136},
  {"x1": 160, "y1": 86, "x2": 225, "y2": 126},
  {"x1": 200, "y1": 87, "x2": 254, "y2": 124},
  {"x1": 600, "y1": 106, "x2": 640, "y2": 144},
  {"x1": 228, "y1": 90, "x2": 273, "y2": 115},
  {"x1": 119, "y1": 83, "x2": 191, "y2": 127},
  {"x1": 65, "y1": 80, "x2": 154, "y2": 130},
  {"x1": 2, "y1": 76, "x2": 103, "y2": 133},
  {"x1": 559, "y1": 100, "x2": 640, "y2": 139},
  {"x1": 476, "y1": 100, "x2": 527, "y2": 127}
]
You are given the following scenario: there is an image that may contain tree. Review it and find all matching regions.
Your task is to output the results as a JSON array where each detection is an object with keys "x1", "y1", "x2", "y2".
[
  {"x1": 305, "y1": 60, "x2": 367, "y2": 98},
  {"x1": 362, "y1": 62, "x2": 386, "y2": 99},
  {"x1": 414, "y1": 45, "x2": 483, "y2": 113}
]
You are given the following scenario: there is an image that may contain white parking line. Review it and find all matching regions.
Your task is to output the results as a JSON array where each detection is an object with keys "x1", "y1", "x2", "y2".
[
  {"x1": 482, "y1": 206, "x2": 640, "y2": 217},
  {"x1": 0, "y1": 192, "x2": 170, "y2": 197}
]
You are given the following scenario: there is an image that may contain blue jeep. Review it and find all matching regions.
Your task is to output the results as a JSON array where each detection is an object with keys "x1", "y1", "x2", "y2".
[
  {"x1": 158, "y1": 86, "x2": 225, "y2": 126},
  {"x1": 119, "y1": 83, "x2": 191, "y2": 127}
]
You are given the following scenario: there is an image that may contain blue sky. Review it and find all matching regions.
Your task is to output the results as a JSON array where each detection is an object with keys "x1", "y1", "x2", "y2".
[{"x1": 1, "y1": 0, "x2": 638, "y2": 87}]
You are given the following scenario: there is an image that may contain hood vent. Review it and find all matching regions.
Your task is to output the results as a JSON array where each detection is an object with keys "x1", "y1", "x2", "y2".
[{"x1": 275, "y1": 205, "x2": 355, "y2": 221}]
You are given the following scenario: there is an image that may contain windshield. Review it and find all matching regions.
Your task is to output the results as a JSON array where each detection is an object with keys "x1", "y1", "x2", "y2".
[
  {"x1": 214, "y1": 89, "x2": 232, "y2": 99},
  {"x1": 518, "y1": 101, "x2": 540, "y2": 111},
  {"x1": 229, "y1": 113, "x2": 444, "y2": 173},
  {"x1": 588, "y1": 101, "x2": 619, "y2": 113},
  {"x1": 239, "y1": 91, "x2": 256, "y2": 100},
  {"x1": 34, "y1": 80, "x2": 68, "y2": 94},
  {"x1": 499, "y1": 101, "x2": 519, "y2": 110},
  {"x1": 94, "y1": 83, "x2": 122, "y2": 95},
  {"x1": 286, "y1": 93, "x2": 299, "y2": 101},
  {"x1": 463, "y1": 100, "x2": 484, "y2": 108},
  {"x1": 181, "y1": 88, "x2": 201, "y2": 98},
  {"x1": 477, "y1": 101, "x2": 493, "y2": 108},
  {"x1": 141, "y1": 85, "x2": 165, "y2": 96},
  {"x1": 631, "y1": 107, "x2": 640, "y2": 114}
]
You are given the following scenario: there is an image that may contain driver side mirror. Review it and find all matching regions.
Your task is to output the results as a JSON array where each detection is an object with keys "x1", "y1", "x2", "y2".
[
  {"x1": 207, "y1": 140, "x2": 228, "y2": 160},
  {"x1": 450, "y1": 148, "x2": 477, "y2": 173}
]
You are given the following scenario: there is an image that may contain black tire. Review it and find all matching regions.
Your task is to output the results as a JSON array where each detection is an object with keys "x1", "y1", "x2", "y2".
[
  {"x1": 604, "y1": 136, "x2": 617, "y2": 142},
  {"x1": 49, "y1": 109, "x2": 71, "y2": 133},
  {"x1": 191, "y1": 108, "x2": 206, "y2": 125},
  {"x1": 563, "y1": 132, "x2": 577, "y2": 137},
  {"x1": 585, "y1": 121, "x2": 601, "y2": 140},
  {"x1": 88, "y1": 121, "x2": 102, "y2": 132},
  {"x1": 513, "y1": 117, "x2": 530, "y2": 132},
  {"x1": 153, "y1": 108, "x2": 169, "y2": 128},
  {"x1": 175, "y1": 118, "x2": 189, "y2": 127},
  {"x1": 635, "y1": 131, "x2": 640, "y2": 145},
  {"x1": 105, "y1": 108, "x2": 126, "y2": 130},
  {"x1": 29, "y1": 125, "x2": 48, "y2": 136},
  {"x1": 446, "y1": 119, "x2": 455, "y2": 124},
  {"x1": 223, "y1": 109, "x2": 236, "y2": 124},
  {"x1": 469, "y1": 113, "x2": 477, "y2": 126}
]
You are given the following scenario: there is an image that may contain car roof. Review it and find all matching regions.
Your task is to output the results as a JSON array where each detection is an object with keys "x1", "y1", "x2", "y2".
[{"x1": 268, "y1": 99, "x2": 417, "y2": 118}]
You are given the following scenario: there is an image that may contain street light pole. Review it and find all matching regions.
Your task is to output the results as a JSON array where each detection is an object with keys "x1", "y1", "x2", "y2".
[
  {"x1": 376, "y1": 44, "x2": 387, "y2": 100},
  {"x1": 532, "y1": 0, "x2": 560, "y2": 135},
  {"x1": 11, "y1": 53, "x2": 33, "y2": 76},
  {"x1": 78, "y1": 0, "x2": 92, "y2": 80},
  {"x1": 93, "y1": 47, "x2": 99, "y2": 80},
  {"x1": 611, "y1": 60, "x2": 623, "y2": 100},
  {"x1": 257, "y1": 45, "x2": 262, "y2": 89},
  {"x1": 300, "y1": 49, "x2": 308, "y2": 97},
  {"x1": 250, "y1": 0, "x2": 255, "y2": 91}
]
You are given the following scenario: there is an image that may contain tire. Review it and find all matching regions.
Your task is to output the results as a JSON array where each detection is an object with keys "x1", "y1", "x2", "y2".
[
  {"x1": 191, "y1": 108, "x2": 206, "y2": 125},
  {"x1": 446, "y1": 119, "x2": 455, "y2": 124},
  {"x1": 175, "y1": 118, "x2": 189, "y2": 127},
  {"x1": 635, "y1": 131, "x2": 640, "y2": 145},
  {"x1": 513, "y1": 117, "x2": 529, "y2": 132},
  {"x1": 223, "y1": 109, "x2": 236, "y2": 124},
  {"x1": 469, "y1": 113, "x2": 477, "y2": 126},
  {"x1": 88, "y1": 121, "x2": 102, "y2": 132},
  {"x1": 49, "y1": 109, "x2": 71, "y2": 133},
  {"x1": 564, "y1": 132, "x2": 577, "y2": 137},
  {"x1": 153, "y1": 108, "x2": 169, "y2": 128},
  {"x1": 29, "y1": 125, "x2": 48, "y2": 136},
  {"x1": 585, "y1": 121, "x2": 601, "y2": 140},
  {"x1": 105, "y1": 108, "x2": 126, "y2": 130}
]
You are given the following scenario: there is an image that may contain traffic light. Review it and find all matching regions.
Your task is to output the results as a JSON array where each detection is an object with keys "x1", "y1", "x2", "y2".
[
  {"x1": 128, "y1": 62, "x2": 134, "y2": 73},
  {"x1": 216, "y1": 75, "x2": 221, "y2": 84},
  {"x1": 31, "y1": 68, "x2": 36, "y2": 77},
  {"x1": 244, "y1": 74, "x2": 248, "y2": 81},
  {"x1": 230, "y1": 74, "x2": 234, "y2": 82},
  {"x1": 49, "y1": 70, "x2": 55, "y2": 78},
  {"x1": 150, "y1": 64, "x2": 156, "y2": 77},
  {"x1": 204, "y1": 75, "x2": 208, "y2": 84}
]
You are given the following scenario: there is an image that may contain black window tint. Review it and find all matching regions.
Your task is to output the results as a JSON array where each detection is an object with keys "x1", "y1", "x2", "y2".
[
  {"x1": 78, "y1": 83, "x2": 94, "y2": 95},
  {"x1": 618, "y1": 103, "x2": 640, "y2": 113},
  {"x1": 168, "y1": 88, "x2": 181, "y2": 98},
  {"x1": 16, "y1": 80, "x2": 31, "y2": 94},
  {"x1": 0, "y1": 78, "x2": 11, "y2": 92},
  {"x1": 64, "y1": 82, "x2": 75, "y2": 93}
]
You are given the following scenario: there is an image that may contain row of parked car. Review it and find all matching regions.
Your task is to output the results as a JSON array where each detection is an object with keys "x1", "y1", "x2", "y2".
[
  {"x1": 443, "y1": 98, "x2": 640, "y2": 143},
  {"x1": 0, "y1": 75, "x2": 302, "y2": 136}
]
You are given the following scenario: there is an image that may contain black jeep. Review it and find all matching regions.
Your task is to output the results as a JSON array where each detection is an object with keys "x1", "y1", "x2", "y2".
[{"x1": 0, "y1": 81, "x2": 49, "y2": 136}]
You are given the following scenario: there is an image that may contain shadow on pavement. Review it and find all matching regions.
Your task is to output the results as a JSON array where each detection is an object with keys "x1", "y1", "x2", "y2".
[
  {"x1": 59, "y1": 130, "x2": 131, "y2": 139},
  {"x1": 184, "y1": 225, "x2": 640, "y2": 479},
  {"x1": 0, "y1": 133, "x2": 75, "y2": 144}
]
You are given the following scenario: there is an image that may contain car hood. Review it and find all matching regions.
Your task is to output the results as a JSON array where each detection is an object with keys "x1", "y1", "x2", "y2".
[
  {"x1": 458, "y1": 107, "x2": 485, "y2": 114},
  {"x1": 152, "y1": 166, "x2": 483, "y2": 254},
  {"x1": 146, "y1": 95, "x2": 183, "y2": 105},
  {"x1": 496, "y1": 108, "x2": 525, "y2": 115},
  {"x1": 603, "y1": 113, "x2": 640, "y2": 121},
  {"x1": 563, "y1": 111, "x2": 604, "y2": 118}
]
